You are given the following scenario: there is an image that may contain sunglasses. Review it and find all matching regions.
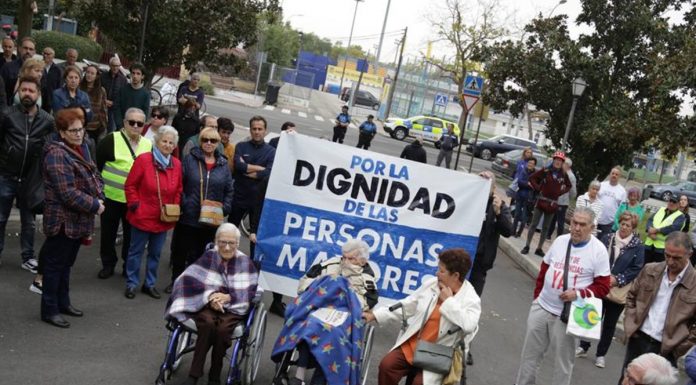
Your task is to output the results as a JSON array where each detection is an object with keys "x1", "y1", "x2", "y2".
[
  {"x1": 151, "y1": 114, "x2": 165, "y2": 119},
  {"x1": 201, "y1": 138, "x2": 219, "y2": 144},
  {"x1": 127, "y1": 120, "x2": 145, "y2": 127}
]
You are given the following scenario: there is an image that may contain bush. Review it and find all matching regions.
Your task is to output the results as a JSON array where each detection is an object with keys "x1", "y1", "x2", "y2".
[
  {"x1": 199, "y1": 79, "x2": 215, "y2": 96},
  {"x1": 33, "y1": 31, "x2": 103, "y2": 62}
]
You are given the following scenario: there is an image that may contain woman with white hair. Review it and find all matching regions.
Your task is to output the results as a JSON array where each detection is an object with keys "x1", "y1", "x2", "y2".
[
  {"x1": 166, "y1": 223, "x2": 258, "y2": 385},
  {"x1": 622, "y1": 353, "x2": 677, "y2": 385},
  {"x1": 123, "y1": 125, "x2": 182, "y2": 300},
  {"x1": 576, "y1": 180, "x2": 604, "y2": 235}
]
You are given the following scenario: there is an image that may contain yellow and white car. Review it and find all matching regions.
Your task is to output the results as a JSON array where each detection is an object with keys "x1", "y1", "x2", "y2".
[{"x1": 383, "y1": 115, "x2": 460, "y2": 145}]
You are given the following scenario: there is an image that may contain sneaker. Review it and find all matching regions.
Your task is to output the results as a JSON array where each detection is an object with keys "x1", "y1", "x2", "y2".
[
  {"x1": 594, "y1": 356, "x2": 605, "y2": 368},
  {"x1": 21, "y1": 258, "x2": 38, "y2": 274},
  {"x1": 575, "y1": 347, "x2": 588, "y2": 358},
  {"x1": 520, "y1": 246, "x2": 530, "y2": 255},
  {"x1": 534, "y1": 248, "x2": 545, "y2": 257},
  {"x1": 29, "y1": 280, "x2": 43, "y2": 295}
]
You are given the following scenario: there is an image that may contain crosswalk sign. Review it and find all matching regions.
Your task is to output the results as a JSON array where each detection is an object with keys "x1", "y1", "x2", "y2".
[
  {"x1": 463, "y1": 75, "x2": 484, "y2": 97},
  {"x1": 434, "y1": 93, "x2": 448, "y2": 107}
]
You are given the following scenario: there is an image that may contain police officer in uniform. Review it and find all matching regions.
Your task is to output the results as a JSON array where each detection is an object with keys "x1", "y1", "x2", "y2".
[
  {"x1": 332, "y1": 105, "x2": 351, "y2": 144},
  {"x1": 356, "y1": 114, "x2": 377, "y2": 150},
  {"x1": 644, "y1": 195, "x2": 686, "y2": 264}
]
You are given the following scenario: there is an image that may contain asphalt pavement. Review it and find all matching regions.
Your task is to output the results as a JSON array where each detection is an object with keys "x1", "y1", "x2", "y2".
[{"x1": 0, "y1": 99, "x2": 689, "y2": 384}]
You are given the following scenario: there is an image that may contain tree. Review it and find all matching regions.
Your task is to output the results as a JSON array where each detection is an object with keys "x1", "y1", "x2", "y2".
[
  {"x1": 482, "y1": 0, "x2": 695, "y2": 190},
  {"x1": 426, "y1": 0, "x2": 510, "y2": 129},
  {"x1": 62, "y1": 0, "x2": 280, "y2": 80}
]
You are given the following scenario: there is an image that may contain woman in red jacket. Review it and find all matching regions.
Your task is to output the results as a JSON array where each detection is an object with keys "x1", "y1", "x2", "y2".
[{"x1": 124, "y1": 125, "x2": 182, "y2": 299}]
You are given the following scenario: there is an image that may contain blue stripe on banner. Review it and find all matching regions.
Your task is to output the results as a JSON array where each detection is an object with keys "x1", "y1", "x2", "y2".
[{"x1": 256, "y1": 199, "x2": 479, "y2": 301}]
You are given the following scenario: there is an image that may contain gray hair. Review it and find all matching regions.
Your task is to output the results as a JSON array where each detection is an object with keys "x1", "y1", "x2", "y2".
[
  {"x1": 124, "y1": 107, "x2": 145, "y2": 121},
  {"x1": 215, "y1": 223, "x2": 241, "y2": 242},
  {"x1": 342, "y1": 239, "x2": 370, "y2": 261},
  {"x1": 109, "y1": 56, "x2": 121, "y2": 66},
  {"x1": 665, "y1": 231, "x2": 693, "y2": 253},
  {"x1": 564, "y1": 157, "x2": 573, "y2": 167},
  {"x1": 573, "y1": 206, "x2": 596, "y2": 224},
  {"x1": 629, "y1": 353, "x2": 678, "y2": 385},
  {"x1": 589, "y1": 180, "x2": 601, "y2": 190},
  {"x1": 66, "y1": 48, "x2": 78, "y2": 55},
  {"x1": 154, "y1": 125, "x2": 179, "y2": 146}
]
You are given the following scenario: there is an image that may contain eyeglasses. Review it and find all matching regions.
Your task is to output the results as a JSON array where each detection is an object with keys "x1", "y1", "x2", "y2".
[
  {"x1": 42, "y1": 52, "x2": 53, "y2": 56},
  {"x1": 217, "y1": 240, "x2": 238, "y2": 247},
  {"x1": 151, "y1": 114, "x2": 165, "y2": 119},
  {"x1": 64, "y1": 127, "x2": 84, "y2": 134},
  {"x1": 201, "y1": 138, "x2": 219, "y2": 144},
  {"x1": 127, "y1": 120, "x2": 145, "y2": 127}
]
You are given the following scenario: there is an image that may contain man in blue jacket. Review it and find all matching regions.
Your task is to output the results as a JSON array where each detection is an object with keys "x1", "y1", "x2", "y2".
[
  {"x1": 332, "y1": 105, "x2": 351, "y2": 143},
  {"x1": 356, "y1": 114, "x2": 377, "y2": 150},
  {"x1": 229, "y1": 115, "x2": 275, "y2": 226}
]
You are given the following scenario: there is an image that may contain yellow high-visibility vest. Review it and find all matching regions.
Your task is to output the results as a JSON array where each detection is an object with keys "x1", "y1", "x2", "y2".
[
  {"x1": 644, "y1": 208, "x2": 684, "y2": 249},
  {"x1": 101, "y1": 132, "x2": 152, "y2": 202}
]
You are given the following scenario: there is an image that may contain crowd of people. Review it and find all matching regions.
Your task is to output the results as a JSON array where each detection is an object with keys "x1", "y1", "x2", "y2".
[{"x1": 3, "y1": 35, "x2": 696, "y2": 385}]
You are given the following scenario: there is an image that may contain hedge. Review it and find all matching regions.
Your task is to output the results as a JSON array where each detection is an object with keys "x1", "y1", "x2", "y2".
[{"x1": 33, "y1": 31, "x2": 103, "y2": 62}]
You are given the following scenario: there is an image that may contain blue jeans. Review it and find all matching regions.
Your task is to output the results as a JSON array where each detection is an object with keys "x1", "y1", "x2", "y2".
[
  {"x1": 513, "y1": 198, "x2": 531, "y2": 234},
  {"x1": 0, "y1": 174, "x2": 36, "y2": 262},
  {"x1": 125, "y1": 227, "x2": 167, "y2": 289},
  {"x1": 107, "y1": 108, "x2": 118, "y2": 132}
]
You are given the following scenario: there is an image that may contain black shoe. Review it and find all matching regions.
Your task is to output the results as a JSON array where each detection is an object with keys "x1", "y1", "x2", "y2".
[
  {"x1": 42, "y1": 314, "x2": 70, "y2": 328},
  {"x1": 466, "y1": 351, "x2": 474, "y2": 365},
  {"x1": 177, "y1": 376, "x2": 198, "y2": 385},
  {"x1": 521, "y1": 246, "x2": 530, "y2": 254},
  {"x1": 142, "y1": 286, "x2": 161, "y2": 299},
  {"x1": 98, "y1": 267, "x2": 114, "y2": 279},
  {"x1": 269, "y1": 301, "x2": 286, "y2": 317},
  {"x1": 207, "y1": 378, "x2": 221, "y2": 385},
  {"x1": 534, "y1": 248, "x2": 545, "y2": 257},
  {"x1": 60, "y1": 305, "x2": 84, "y2": 317},
  {"x1": 125, "y1": 287, "x2": 136, "y2": 299},
  {"x1": 164, "y1": 283, "x2": 173, "y2": 294}
]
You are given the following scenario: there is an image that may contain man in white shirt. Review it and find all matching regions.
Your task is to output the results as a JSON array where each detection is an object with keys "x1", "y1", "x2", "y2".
[
  {"x1": 620, "y1": 231, "x2": 696, "y2": 383},
  {"x1": 515, "y1": 206, "x2": 611, "y2": 385},
  {"x1": 597, "y1": 167, "x2": 627, "y2": 240}
]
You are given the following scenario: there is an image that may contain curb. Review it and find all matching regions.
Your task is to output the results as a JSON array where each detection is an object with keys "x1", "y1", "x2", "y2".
[{"x1": 206, "y1": 94, "x2": 264, "y2": 109}]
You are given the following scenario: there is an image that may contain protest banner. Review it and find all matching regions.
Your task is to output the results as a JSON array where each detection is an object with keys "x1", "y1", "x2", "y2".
[{"x1": 256, "y1": 133, "x2": 490, "y2": 303}]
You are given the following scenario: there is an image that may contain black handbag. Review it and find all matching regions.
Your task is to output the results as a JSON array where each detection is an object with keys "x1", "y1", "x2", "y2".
[
  {"x1": 412, "y1": 297, "x2": 456, "y2": 375},
  {"x1": 559, "y1": 240, "x2": 572, "y2": 323}
]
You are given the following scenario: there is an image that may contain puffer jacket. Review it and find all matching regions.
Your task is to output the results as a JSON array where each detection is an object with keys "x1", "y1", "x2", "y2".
[
  {"x1": 602, "y1": 232, "x2": 644, "y2": 287},
  {"x1": 0, "y1": 104, "x2": 55, "y2": 178},
  {"x1": 180, "y1": 146, "x2": 234, "y2": 227}
]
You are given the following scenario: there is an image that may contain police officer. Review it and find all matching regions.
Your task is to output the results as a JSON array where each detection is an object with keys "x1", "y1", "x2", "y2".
[
  {"x1": 333, "y1": 105, "x2": 351, "y2": 144},
  {"x1": 356, "y1": 114, "x2": 377, "y2": 150}
]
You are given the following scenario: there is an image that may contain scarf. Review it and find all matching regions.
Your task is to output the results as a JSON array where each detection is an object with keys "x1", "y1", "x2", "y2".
[
  {"x1": 613, "y1": 232, "x2": 633, "y2": 259},
  {"x1": 152, "y1": 146, "x2": 170, "y2": 169}
]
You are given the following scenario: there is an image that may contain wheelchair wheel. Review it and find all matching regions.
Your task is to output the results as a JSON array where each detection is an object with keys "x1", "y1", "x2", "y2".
[
  {"x1": 241, "y1": 303, "x2": 268, "y2": 385},
  {"x1": 360, "y1": 324, "x2": 376, "y2": 385},
  {"x1": 172, "y1": 330, "x2": 192, "y2": 372}
]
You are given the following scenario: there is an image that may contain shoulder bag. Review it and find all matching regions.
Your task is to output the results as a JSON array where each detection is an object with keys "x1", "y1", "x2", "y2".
[
  {"x1": 197, "y1": 162, "x2": 224, "y2": 226},
  {"x1": 412, "y1": 296, "x2": 456, "y2": 375},
  {"x1": 560, "y1": 240, "x2": 572, "y2": 323},
  {"x1": 606, "y1": 235, "x2": 631, "y2": 304},
  {"x1": 155, "y1": 164, "x2": 180, "y2": 223}
]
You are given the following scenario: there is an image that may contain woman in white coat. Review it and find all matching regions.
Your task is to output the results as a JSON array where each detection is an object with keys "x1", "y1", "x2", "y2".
[{"x1": 363, "y1": 248, "x2": 481, "y2": 385}]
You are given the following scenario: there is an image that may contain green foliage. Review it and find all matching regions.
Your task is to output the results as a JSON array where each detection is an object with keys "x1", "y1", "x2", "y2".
[
  {"x1": 198, "y1": 79, "x2": 215, "y2": 96},
  {"x1": 33, "y1": 30, "x2": 103, "y2": 61},
  {"x1": 61, "y1": 0, "x2": 280, "y2": 80},
  {"x1": 481, "y1": 0, "x2": 695, "y2": 192}
]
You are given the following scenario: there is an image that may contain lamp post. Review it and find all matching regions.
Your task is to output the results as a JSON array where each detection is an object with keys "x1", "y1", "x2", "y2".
[
  {"x1": 548, "y1": 0, "x2": 567, "y2": 17},
  {"x1": 295, "y1": 31, "x2": 304, "y2": 84},
  {"x1": 562, "y1": 77, "x2": 587, "y2": 151},
  {"x1": 339, "y1": 0, "x2": 364, "y2": 92}
]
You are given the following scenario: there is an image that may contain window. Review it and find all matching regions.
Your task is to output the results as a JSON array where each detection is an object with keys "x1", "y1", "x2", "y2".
[{"x1": 430, "y1": 119, "x2": 444, "y2": 128}]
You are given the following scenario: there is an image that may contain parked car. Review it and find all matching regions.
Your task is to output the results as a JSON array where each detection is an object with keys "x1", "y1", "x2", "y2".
[
  {"x1": 383, "y1": 115, "x2": 460, "y2": 143},
  {"x1": 340, "y1": 89, "x2": 381, "y2": 110},
  {"x1": 491, "y1": 149, "x2": 549, "y2": 179},
  {"x1": 643, "y1": 180, "x2": 696, "y2": 206},
  {"x1": 466, "y1": 134, "x2": 539, "y2": 161}
]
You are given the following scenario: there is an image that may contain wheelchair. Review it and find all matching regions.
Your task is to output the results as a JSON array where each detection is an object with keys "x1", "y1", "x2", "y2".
[
  {"x1": 155, "y1": 297, "x2": 268, "y2": 385},
  {"x1": 271, "y1": 322, "x2": 376, "y2": 385}
]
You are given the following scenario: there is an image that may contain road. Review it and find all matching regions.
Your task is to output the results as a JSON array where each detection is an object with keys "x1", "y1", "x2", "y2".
[{"x1": 0, "y1": 99, "x2": 687, "y2": 384}]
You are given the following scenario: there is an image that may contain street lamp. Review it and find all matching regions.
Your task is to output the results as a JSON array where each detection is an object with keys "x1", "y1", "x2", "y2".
[
  {"x1": 548, "y1": 0, "x2": 567, "y2": 17},
  {"x1": 562, "y1": 77, "x2": 587, "y2": 151},
  {"x1": 339, "y1": 0, "x2": 364, "y2": 92},
  {"x1": 295, "y1": 31, "x2": 304, "y2": 84}
]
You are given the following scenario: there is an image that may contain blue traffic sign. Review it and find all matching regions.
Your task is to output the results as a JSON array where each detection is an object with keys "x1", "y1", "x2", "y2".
[
  {"x1": 434, "y1": 93, "x2": 448, "y2": 107},
  {"x1": 463, "y1": 75, "x2": 484, "y2": 97}
]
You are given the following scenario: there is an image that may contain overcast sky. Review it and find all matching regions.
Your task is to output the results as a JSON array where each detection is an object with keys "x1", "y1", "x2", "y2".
[{"x1": 280, "y1": 0, "x2": 584, "y2": 63}]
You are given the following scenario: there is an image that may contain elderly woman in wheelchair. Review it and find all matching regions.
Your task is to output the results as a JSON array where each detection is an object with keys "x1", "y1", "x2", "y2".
[
  {"x1": 163, "y1": 223, "x2": 263, "y2": 385},
  {"x1": 271, "y1": 239, "x2": 378, "y2": 385}
]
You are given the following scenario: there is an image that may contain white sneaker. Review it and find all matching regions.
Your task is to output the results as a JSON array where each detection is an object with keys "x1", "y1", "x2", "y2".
[
  {"x1": 21, "y1": 258, "x2": 38, "y2": 274},
  {"x1": 575, "y1": 347, "x2": 588, "y2": 358},
  {"x1": 29, "y1": 280, "x2": 43, "y2": 295},
  {"x1": 595, "y1": 356, "x2": 606, "y2": 368}
]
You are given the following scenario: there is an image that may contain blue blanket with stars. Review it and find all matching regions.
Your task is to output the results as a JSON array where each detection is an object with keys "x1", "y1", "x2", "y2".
[{"x1": 271, "y1": 275, "x2": 365, "y2": 385}]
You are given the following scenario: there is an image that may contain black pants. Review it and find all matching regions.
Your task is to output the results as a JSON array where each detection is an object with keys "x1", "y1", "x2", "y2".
[
  {"x1": 579, "y1": 299, "x2": 625, "y2": 357},
  {"x1": 356, "y1": 132, "x2": 374, "y2": 150},
  {"x1": 332, "y1": 126, "x2": 346, "y2": 143},
  {"x1": 468, "y1": 262, "x2": 488, "y2": 297},
  {"x1": 99, "y1": 198, "x2": 131, "y2": 270},
  {"x1": 296, "y1": 342, "x2": 327, "y2": 385},
  {"x1": 644, "y1": 245, "x2": 665, "y2": 264},
  {"x1": 597, "y1": 223, "x2": 614, "y2": 243},
  {"x1": 170, "y1": 222, "x2": 217, "y2": 282},
  {"x1": 40, "y1": 231, "x2": 82, "y2": 318},
  {"x1": 546, "y1": 205, "x2": 568, "y2": 239},
  {"x1": 228, "y1": 204, "x2": 252, "y2": 227},
  {"x1": 618, "y1": 331, "x2": 674, "y2": 384}
]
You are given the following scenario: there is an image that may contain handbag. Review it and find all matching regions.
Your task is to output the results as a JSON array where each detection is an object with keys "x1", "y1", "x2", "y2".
[
  {"x1": 566, "y1": 290, "x2": 603, "y2": 340},
  {"x1": 197, "y1": 163, "x2": 224, "y2": 226},
  {"x1": 441, "y1": 344, "x2": 463, "y2": 385},
  {"x1": 412, "y1": 297, "x2": 455, "y2": 375},
  {"x1": 605, "y1": 236, "x2": 631, "y2": 304},
  {"x1": 536, "y1": 196, "x2": 559, "y2": 213},
  {"x1": 560, "y1": 240, "x2": 572, "y2": 323},
  {"x1": 155, "y1": 164, "x2": 180, "y2": 223}
]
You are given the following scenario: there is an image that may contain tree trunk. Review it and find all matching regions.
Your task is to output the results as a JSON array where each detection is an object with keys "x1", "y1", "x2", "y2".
[{"x1": 17, "y1": 0, "x2": 34, "y2": 41}]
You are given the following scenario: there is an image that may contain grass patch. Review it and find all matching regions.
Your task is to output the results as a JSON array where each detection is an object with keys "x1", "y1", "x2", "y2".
[{"x1": 624, "y1": 168, "x2": 676, "y2": 184}]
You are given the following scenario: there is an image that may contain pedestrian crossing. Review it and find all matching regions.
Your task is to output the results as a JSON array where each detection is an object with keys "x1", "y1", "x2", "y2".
[{"x1": 260, "y1": 104, "x2": 340, "y2": 124}]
